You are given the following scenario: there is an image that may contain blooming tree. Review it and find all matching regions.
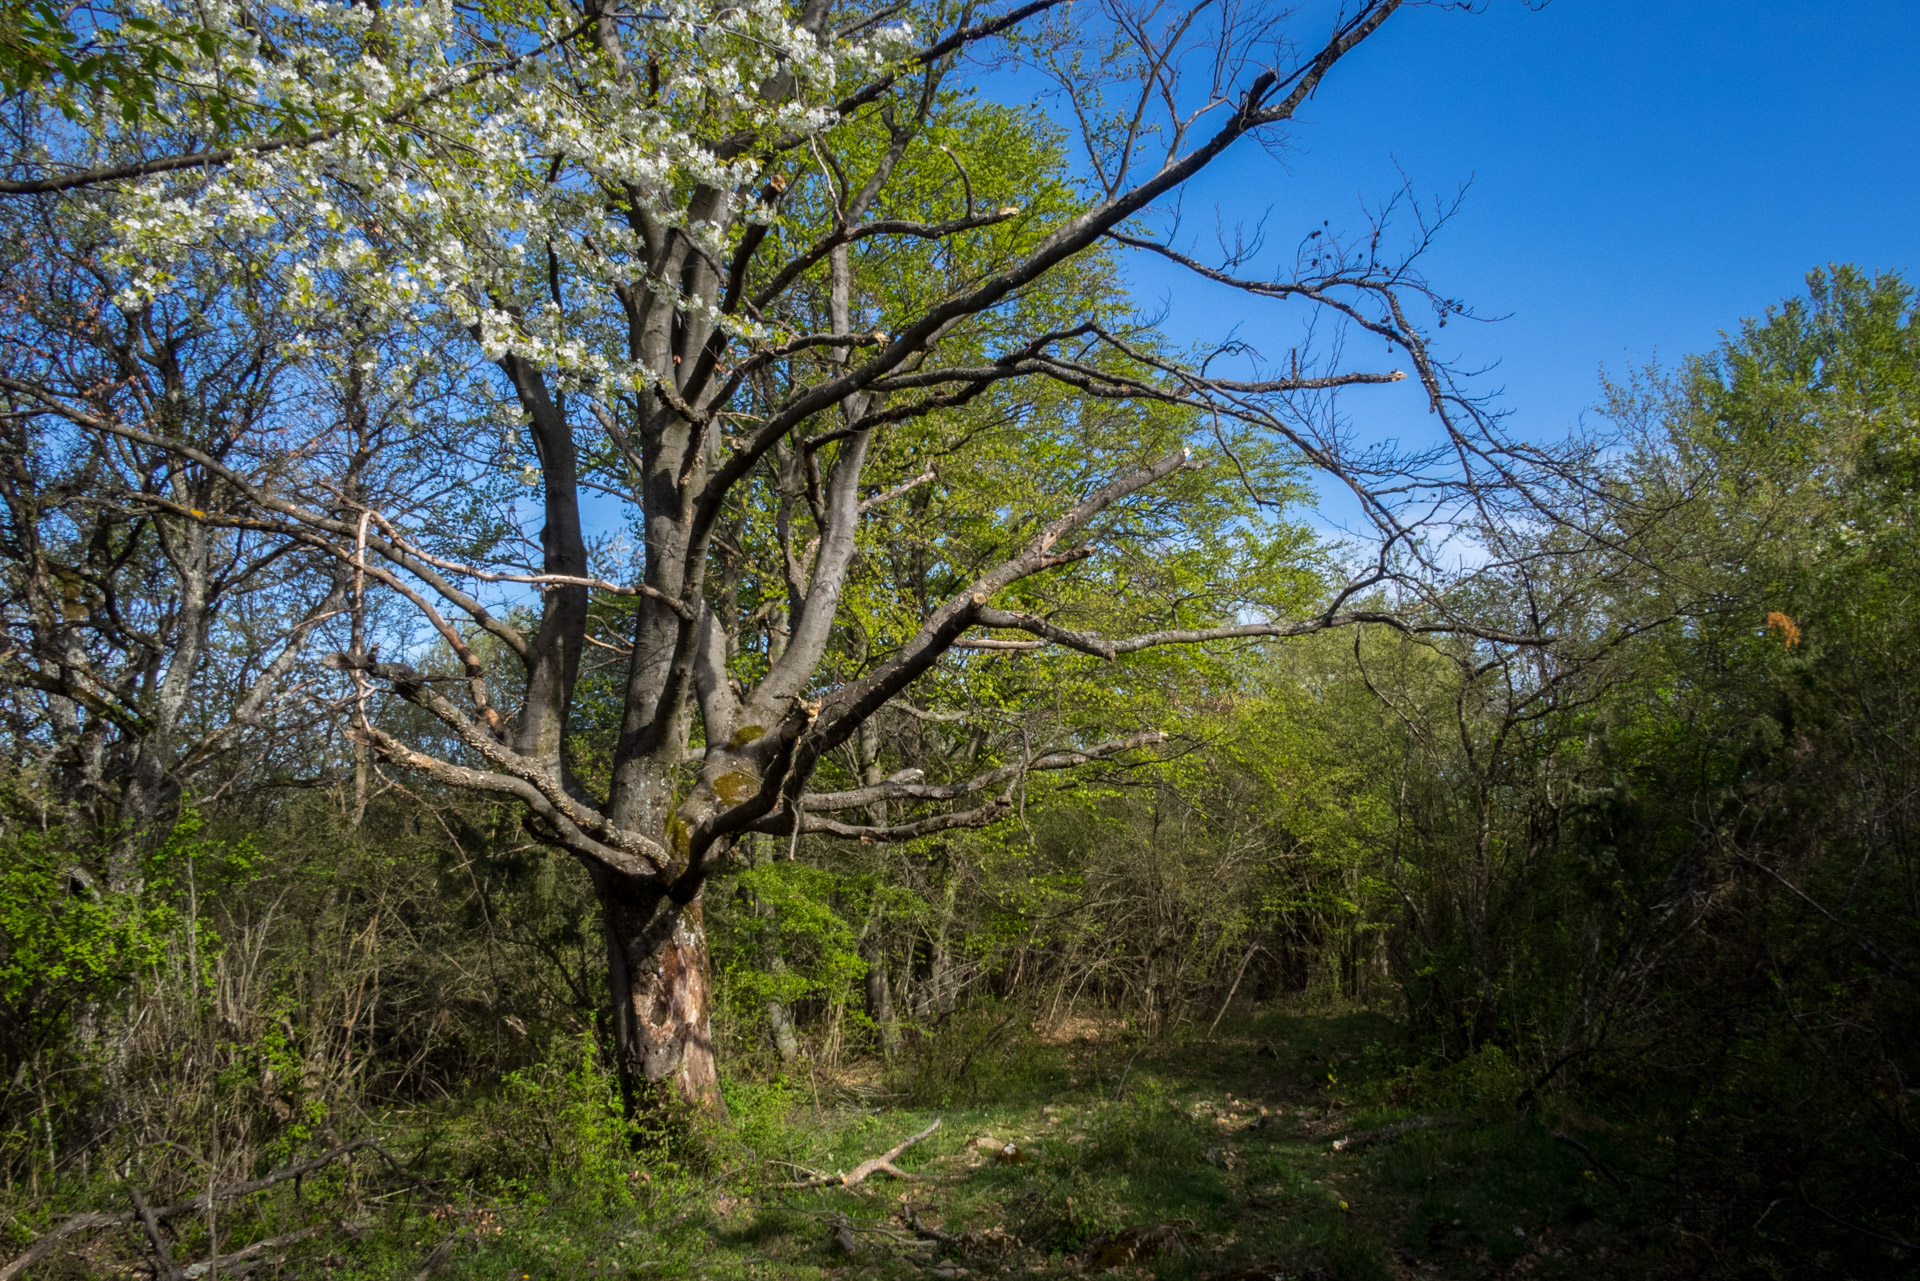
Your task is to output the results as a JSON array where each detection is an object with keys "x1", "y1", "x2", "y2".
[{"x1": 6, "y1": 0, "x2": 1562, "y2": 1110}]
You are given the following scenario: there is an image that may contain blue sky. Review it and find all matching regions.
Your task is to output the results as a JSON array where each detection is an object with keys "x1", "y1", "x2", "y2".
[
  {"x1": 559, "y1": 2, "x2": 1918, "y2": 571},
  {"x1": 1118, "y1": 0, "x2": 1920, "y2": 443}
]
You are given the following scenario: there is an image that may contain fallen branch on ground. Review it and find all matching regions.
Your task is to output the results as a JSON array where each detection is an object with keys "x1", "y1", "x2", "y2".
[
  {"x1": 0, "y1": 1139, "x2": 392, "y2": 1281},
  {"x1": 183, "y1": 1225, "x2": 329, "y2": 1279},
  {"x1": 907, "y1": 1211, "x2": 960, "y2": 1245},
  {"x1": 842, "y1": 1219, "x2": 941, "y2": 1248},
  {"x1": 129, "y1": 1187, "x2": 182, "y2": 1281},
  {"x1": 773, "y1": 1118, "x2": 942, "y2": 1189},
  {"x1": 1328, "y1": 1115, "x2": 1455, "y2": 1152}
]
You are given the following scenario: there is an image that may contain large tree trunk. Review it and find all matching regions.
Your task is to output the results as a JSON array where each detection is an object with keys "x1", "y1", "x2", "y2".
[{"x1": 594, "y1": 868, "x2": 727, "y2": 1120}]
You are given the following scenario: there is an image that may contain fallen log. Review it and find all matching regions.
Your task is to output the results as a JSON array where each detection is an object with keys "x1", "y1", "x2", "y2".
[
  {"x1": 129, "y1": 1187, "x2": 183, "y2": 1281},
  {"x1": 908, "y1": 1211, "x2": 960, "y2": 1245},
  {"x1": 1550, "y1": 1129, "x2": 1632, "y2": 1191},
  {"x1": 0, "y1": 1212, "x2": 128, "y2": 1281}
]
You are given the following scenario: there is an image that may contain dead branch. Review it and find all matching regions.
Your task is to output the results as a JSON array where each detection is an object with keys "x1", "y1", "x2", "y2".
[
  {"x1": 128, "y1": 1187, "x2": 182, "y2": 1281},
  {"x1": 774, "y1": 1118, "x2": 942, "y2": 1189},
  {"x1": 1328, "y1": 1115, "x2": 1454, "y2": 1152},
  {"x1": 799, "y1": 731, "x2": 1166, "y2": 812},
  {"x1": 182, "y1": 1225, "x2": 329, "y2": 1279},
  {"x1": 1550, "y1": 1130, "x2": 1632, "y2": 1192},
  {"x1": 0, "y1": 1139, "x2": 387, "y2": 1281},
  {"x1": 0, "y1": 1212, "x2": 128, "y2": 1281},
  {"x1": 907, "y1": 1210, "x2": 961, "y2": 1245},
  {"x1": 798, "y1": 796, "x2": 1015, "y2": 841},
  {"x1": 966, "y1": 607, "x2": 1548, "y2": 659},
  {"x1": 1206, "y1": 944, "x2": 1271, "y2": 1037}
]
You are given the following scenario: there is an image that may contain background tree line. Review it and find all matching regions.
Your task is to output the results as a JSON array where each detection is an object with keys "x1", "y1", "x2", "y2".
[{"x1": 5, "y1": 266, "x2": 1915, "y2": 1275}]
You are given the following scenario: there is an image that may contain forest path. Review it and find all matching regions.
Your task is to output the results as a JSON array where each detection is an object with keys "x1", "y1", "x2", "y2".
[{"x1": 676, "y1": 1010, "x2": 1643, "y2": 1281}]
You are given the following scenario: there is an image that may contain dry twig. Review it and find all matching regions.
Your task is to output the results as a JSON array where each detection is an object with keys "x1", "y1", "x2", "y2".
[
  {"x1": 0, "y1": 1140, "x2": 390, "y2": 1281},
  {"x1": 183, "y1": 1225, "x2": 329, "y2": 1279},
  {"x1": 1328, "y1": 1115, "x2": 1455, "y2": 1152},
  {"x1": 774, "y1": 1118, "x2": 942, "y2": 1189}
]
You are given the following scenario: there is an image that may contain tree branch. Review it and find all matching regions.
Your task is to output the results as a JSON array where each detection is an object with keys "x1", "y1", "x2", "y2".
[
  {"x1": 328, "y1": 654, "x2": 669, "y2": 874},
  {"x1": 798, "y1": 730, "x2": 1165, "y2": 811},
  {"x1": 353, "y1": 722, "x2": 662, "y2": 878},
  {"x1": 964, "y1": 606, "x2": 1549, "y2": 658},
  {"x1": 0, "y1": 20, "x2": 595, "y2": 195},
  {"x1": 772, "y1": 1118, "x2": 942, "y2": 1188}
]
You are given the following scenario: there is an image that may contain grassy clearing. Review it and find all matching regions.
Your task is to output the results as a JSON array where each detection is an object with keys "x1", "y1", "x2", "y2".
[
  {"x1": 421, "y1": 1007, "x2": 1681, "y2": 1281},
  {"x1": 3, "y1": 1008, "x2": 1691, "y2": 1280}
]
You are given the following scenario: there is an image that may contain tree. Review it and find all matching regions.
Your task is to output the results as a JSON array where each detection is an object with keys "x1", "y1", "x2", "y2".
[
  {"x1": 0, "y1": 0, "x2": 594, "y2": 197},
  {"x1": 9, "y1": 0, "x2": 1562, "y2": 1113},
  {"x1": 0, "y1": 177, "x2": 356, "y2": 878}
]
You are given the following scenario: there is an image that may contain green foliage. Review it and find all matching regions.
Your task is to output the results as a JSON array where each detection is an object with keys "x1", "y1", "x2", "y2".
[
  {"x1": 723, "y1": 861, "x2": 869, "y2": 1014},
  {"x1": 0, "y1": 0, "x2": 350, "y2": 134},
  {"x1": 0, "y1": 807, "x2": 253, "y2": 1071},
  {"x1": 717, "y1": 1073, "x2": 801, "y2": 1157},
  {"x1": 0, "y1": 0, "x2": 197, "y2": 124},
  {"x1": 886, "y1": 996, "x2": 1051, "y2": 1107},
  {"x1": 1347, "y1": 265, "x2": 1920, "y2": 1270},
  {"x1": 711, "y1": 856, "x2": 873, "y2": 1062},
  {"x1": 480, "y1": 1034, "x2": 649, "y2": 1203},
  {"x1": 4, "y1": 268, "x2": 1917, "y2": 1281}
]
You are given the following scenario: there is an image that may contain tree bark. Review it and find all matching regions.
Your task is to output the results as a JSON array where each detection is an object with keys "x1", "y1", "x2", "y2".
[
  {"x1": 764, "y1": 955, "x2": 801, "y2": 1065},
  {"x1": 594, "y1": 868, "x2": 727, "y2": 1119},
  {"x1": 745, "y1": 836, "x2": 800, "y2": 1064},
  {"x1": 919, "y1": 878, "x2": 960, "y2": 1018},
  {"x1": 865, "y1": 940, "x2": 898, "y2": 1058}
]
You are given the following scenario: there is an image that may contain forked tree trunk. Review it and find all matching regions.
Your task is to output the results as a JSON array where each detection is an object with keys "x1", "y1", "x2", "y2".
[{"x1": 594, "y1": 867, "x2": 726, "y2": 1120}]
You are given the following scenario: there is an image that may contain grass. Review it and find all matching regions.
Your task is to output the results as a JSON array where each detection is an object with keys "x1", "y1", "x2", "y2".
[
  {"x1": 419, "y1": 1006, "x2": 1677, "y2": 1281},
  {"x1": 2, "y1": 1007, "x2": 1693, "y2": 1280}
]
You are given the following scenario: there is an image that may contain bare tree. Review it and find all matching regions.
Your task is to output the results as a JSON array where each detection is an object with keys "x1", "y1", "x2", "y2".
[{"x1": 0, "y1": 190, "x2": 365, "y2": 877}]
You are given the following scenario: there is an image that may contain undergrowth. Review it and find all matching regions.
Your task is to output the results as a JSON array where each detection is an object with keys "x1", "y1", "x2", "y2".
[{"x1": 4, "y1": 1003, "x2": 1788, "y2": 1280}]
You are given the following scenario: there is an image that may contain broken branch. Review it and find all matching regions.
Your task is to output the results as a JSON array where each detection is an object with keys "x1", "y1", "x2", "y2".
[
  {"x1": 0, "y1": 1139, "x2": 388, "y2": 1281},
  {"x1": 774, "y1": 1118, "x2": 942, "y2": 1189}
]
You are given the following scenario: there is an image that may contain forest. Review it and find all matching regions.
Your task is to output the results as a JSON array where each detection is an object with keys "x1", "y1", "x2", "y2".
[{"x1": 1, "y1": 0, "x2": 1916, "y2": 1277}]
